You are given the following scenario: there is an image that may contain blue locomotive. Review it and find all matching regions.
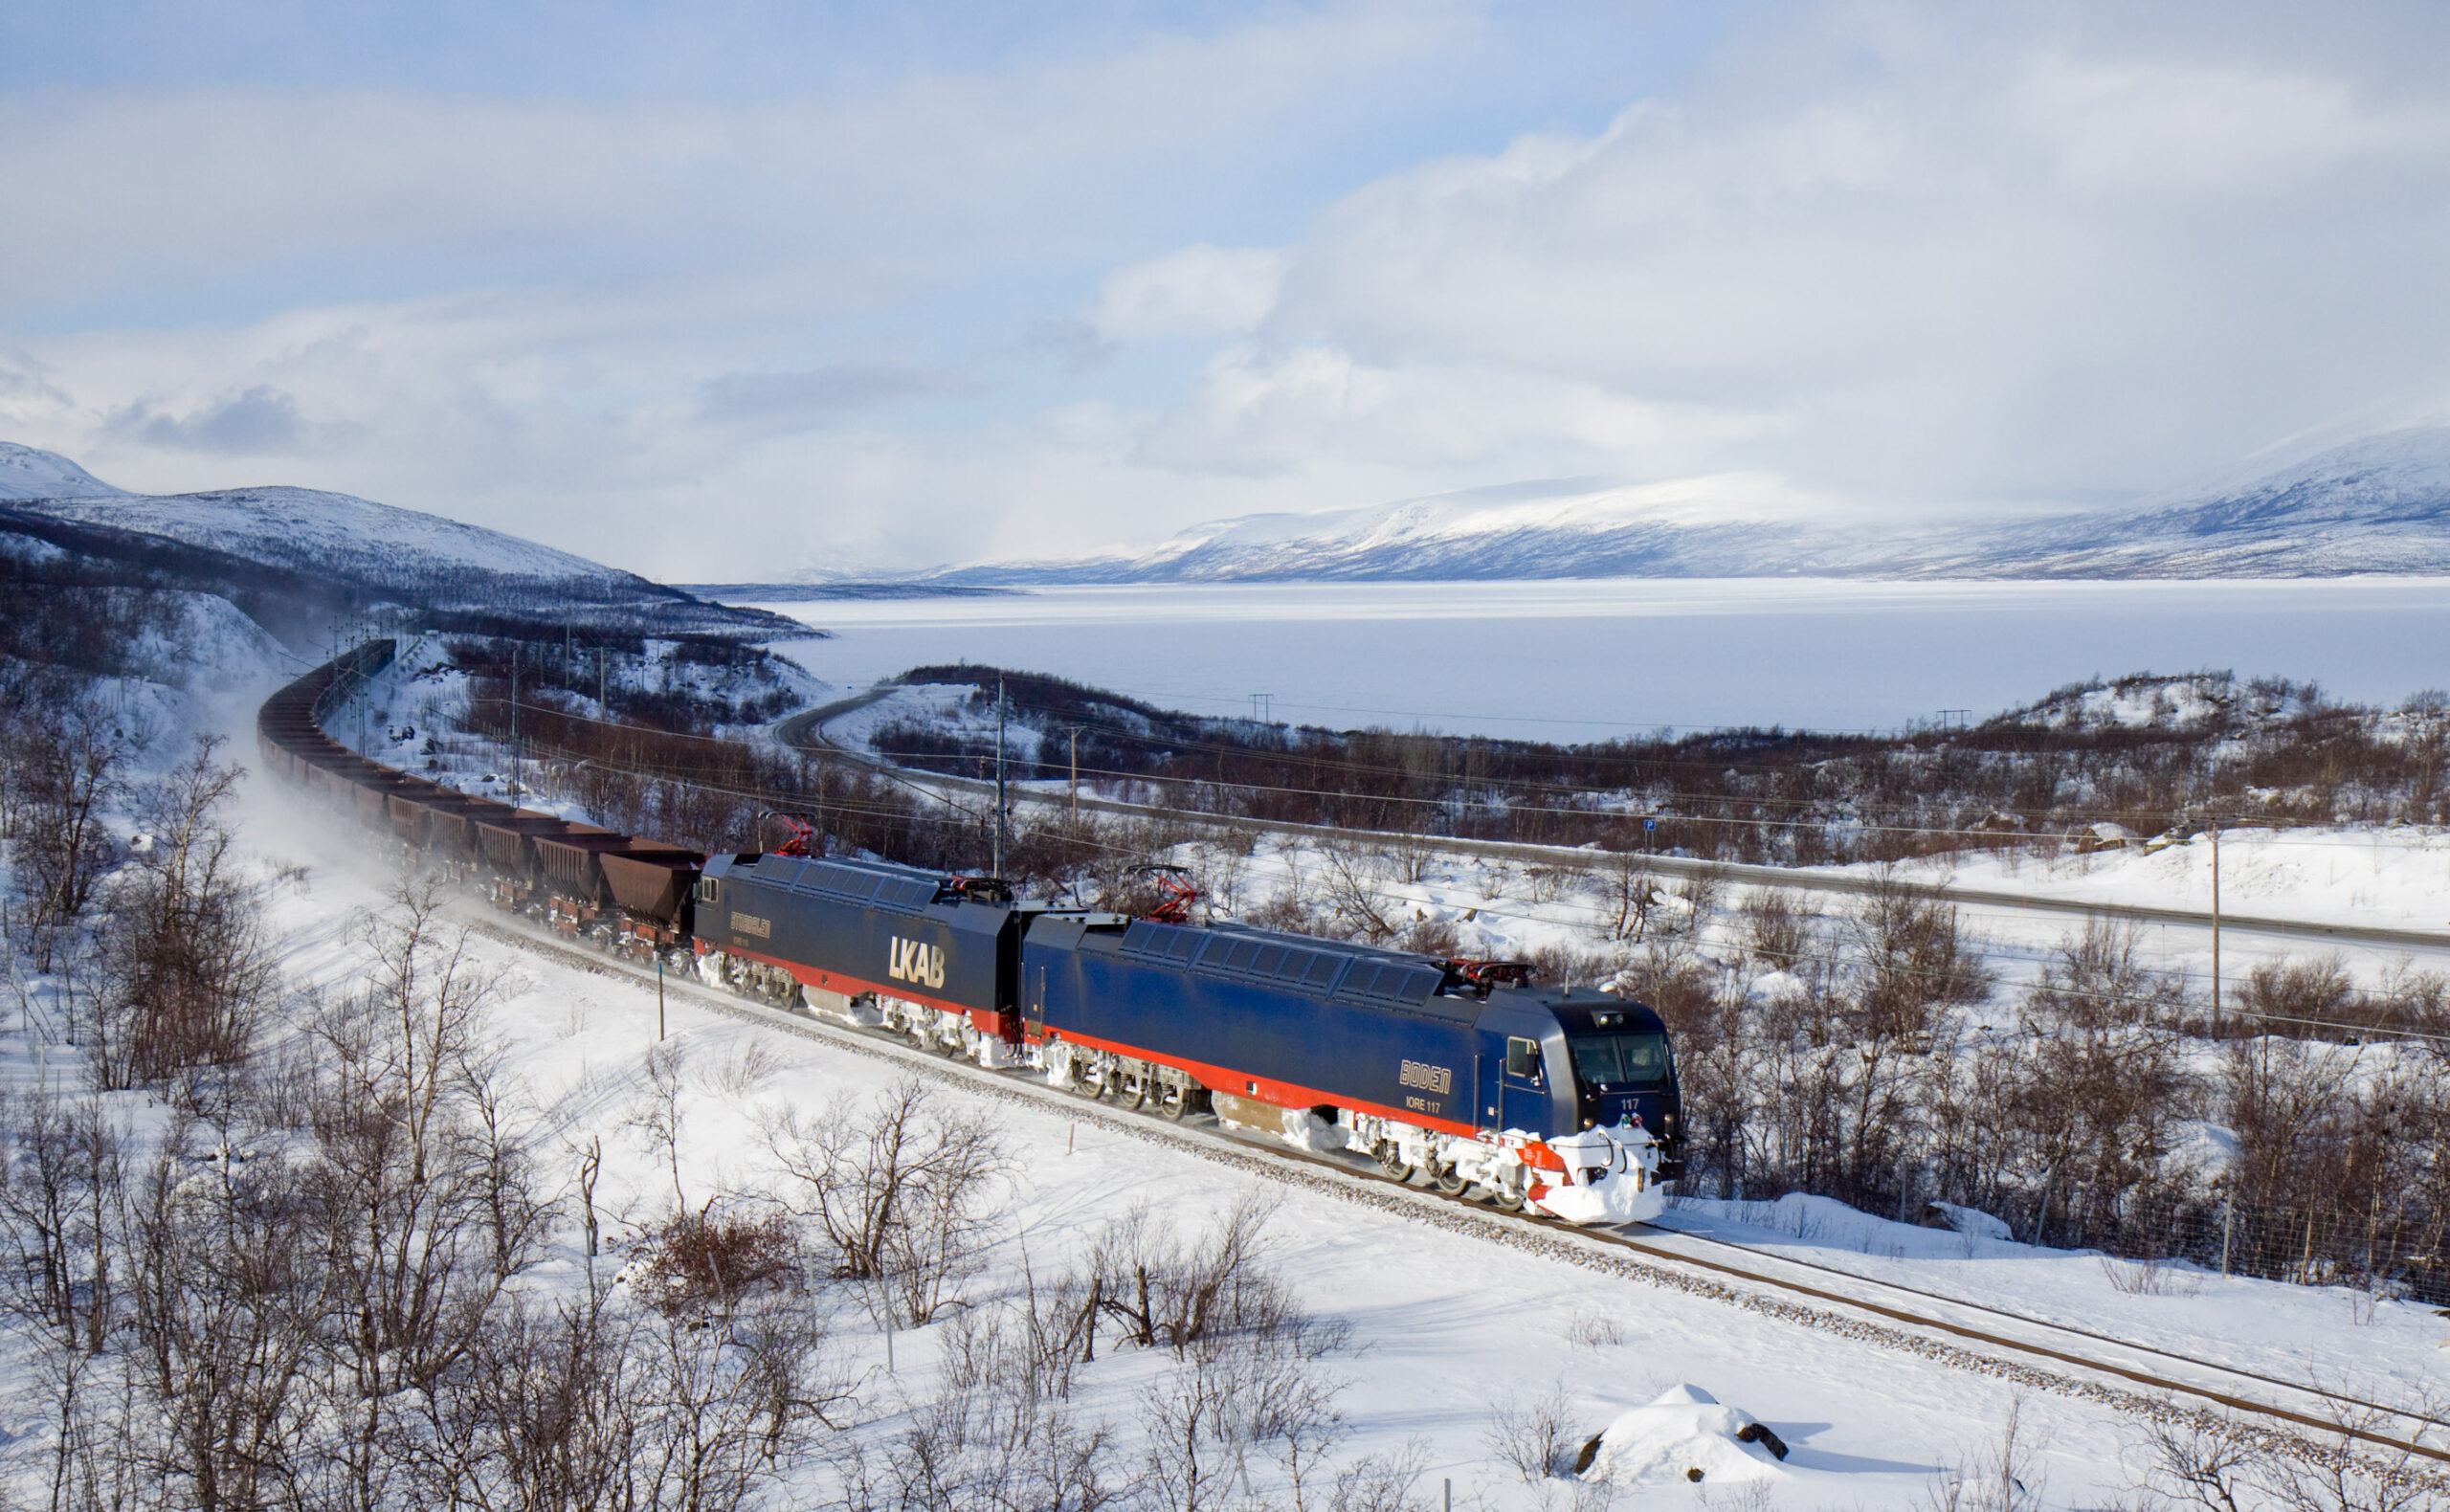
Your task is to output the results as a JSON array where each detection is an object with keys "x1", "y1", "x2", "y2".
[
  {"x1": 694, "y1": 851, "x2": 1679, "y2": 1223},
  {"x1": 262, "y1": 650, "x2": 1679, "y2": 1226}
]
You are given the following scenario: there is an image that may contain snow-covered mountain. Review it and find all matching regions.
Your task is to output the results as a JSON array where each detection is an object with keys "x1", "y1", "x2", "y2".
[
  {"x1": 916, "y1": 428, "x2": 2450, "y2": 583},
  {"x1": 1927, "y1": 426, "x2": 2450, "y2": 577},
  {"x1": 29, "y1": 484, "x2": 648, "y2": 592},
  {"x1": 0, "y1": 442, "x2": 790, "y2": 632},
  {"x1": 0, "y1": 441, "x2": 129, "y2": 501}
]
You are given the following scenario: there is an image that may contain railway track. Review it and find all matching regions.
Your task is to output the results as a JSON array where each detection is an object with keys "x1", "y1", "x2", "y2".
[
  {"x1": 280, "y1": 656, "x2": 2450, "y2": 1476},
  {"x1": 776, "y1": 695, "x2": 2450, "y2": 957},
  {"x1": 463, "y1": 904, "x2": 2450, "y2": 1475}
]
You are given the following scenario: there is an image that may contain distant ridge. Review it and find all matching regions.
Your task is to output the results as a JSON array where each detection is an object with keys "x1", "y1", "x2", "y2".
[
  {"x1": 892, "y1": 428, "x2": 2450, "y2": 585},
  {"x1": 0, "y1": 441, "x2": 794, "y2": 635},
  {"x1": 0, "y1": 441, "x2": 129, "y2": 501}
]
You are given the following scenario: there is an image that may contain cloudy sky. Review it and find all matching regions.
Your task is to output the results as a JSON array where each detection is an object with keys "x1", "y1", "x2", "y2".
[{"x1": 4, "y1": 1, "x2": 2448, "y2": 579}]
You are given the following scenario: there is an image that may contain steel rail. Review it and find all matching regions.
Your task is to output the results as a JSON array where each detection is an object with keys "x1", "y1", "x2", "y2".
[
  {"x1": 775, "y1": 698, "x2": 2450, "y2": 957},
  {"x1": 265, "y1": 663, "x2": 2450, "y2": 1471},
  {"x1": 455, "y1": 908, "x2": 2450, "y2": 1468}
]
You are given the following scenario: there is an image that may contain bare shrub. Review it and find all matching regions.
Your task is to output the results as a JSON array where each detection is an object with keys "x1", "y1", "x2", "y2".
[
  {"x1": 2024, "y1": 919, "x2": 2184, "y2": 1032},
  {"x1": 1142, "y1": 1300, "x2": 1348, "y2": 1512},
  {"x1": 123, "y1": 1102, "x2": 323, "y2": 1511},
  {"x1": 1921, "y1": 1396, "x2": 2045, "y2": 1512},
  {"x1": 1565, "y1": 1315, "x2": 1625, "y2": 1350},
  {"x1": 1675, "y1": 866, "x2": 1725, "y2": 935},
  {"x1": 839, "y1": 1379, "x2": 1131, "y2": 1512},
  {"x1": 1483, "y1": 1379, "x2": 1577, "y2": 1482},
  {"x1": 1086, "y1": 1193, "x2": 1343, "y2": 1359},
  {"x1": 766, "y1": 1078, "x2": 1010, "y2": 1325},
  {"x1": 6, "y1": 704, "x2": 140, "y2": 967},
  {"x1": 2234, "y1": 956, "x2": 2357, "y2": 1039},
  {"x1": 631, "y1": 1040, "x2": 692, "y2": 1209},
  {"x1": 2126, "y1": 1401, "x2": 2443, "y2": 1512},
  {"x1": 1526, "y1": 942, "x2": 1632, "y2": 991},
  {"x1": 630, "y1": 1206, "x2": 804, "y2": 1318},
  {"x1": 90, "y1": 736, "x2": 276, "y2": 1088},
  {"x1": 702, "y1": 1038, "x2": 786, "y2": 1096},
  {"x1": 628, "y1": 1297, "x2": 840, "y2": 1507},
  {"x1": 302, "y1": 880, "x2": 552, "y2": 1500},
  {"x1": 1524, "y1": 864, "x2": 1586, "y2": 906},
  {"x1": 940, "y1": 1269, "x2": 1100, "y2": 1408},
  {"x1": 1395, "y1": 915, "x2": 1462, "y2": 958},
  {"x1": 1316, "y1": 842, "x2": 1400, "y2": 943},
  {"x1": 1594, "y1": 853, "x2": 1661, "y2": 943},
  {"x1": 1849, "y1": 875, "x2": 1991, "y2": 1038},
  {"x1": 1325, "y1": 1442, "x2": 1432, "y2": 1512},
  {"x1": 1740, "y1": 889, "x2": 1816, "y2": 972},
  {"x1": 2098, "y1": 1255, "x2": 2199, "y2": 1298}
]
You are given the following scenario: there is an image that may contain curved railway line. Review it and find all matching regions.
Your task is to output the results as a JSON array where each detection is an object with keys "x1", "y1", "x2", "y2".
[
  {"x1": 268, "y1": 649, "x2": 2450, "y2": 1479},
  {"x1": 775, "y1": 694, "x2": 2450, "y2": 959}
]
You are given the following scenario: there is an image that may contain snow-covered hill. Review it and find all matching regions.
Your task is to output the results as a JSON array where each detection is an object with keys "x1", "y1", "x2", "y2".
[
  {"x1": 1938, "y1": 426, "x2": 2450, "y2": 577},
  {"x1": 30, "y1": 484, "x2": 649, "y2": 591},
  {"x1": 0, "y1": 440, "x2": 128, "y2": 500},
  {"x1": 0, "y1": 441, "x2": 792, "y2": 633},
  {"x1": 915, "y1": 428, "x2": 2450, "y2": 584}
]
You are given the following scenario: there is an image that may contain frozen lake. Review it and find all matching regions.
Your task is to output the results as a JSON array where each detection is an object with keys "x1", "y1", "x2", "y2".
[{"x1": 745, "y1": 578, "x2": 2450, "y2": 740}]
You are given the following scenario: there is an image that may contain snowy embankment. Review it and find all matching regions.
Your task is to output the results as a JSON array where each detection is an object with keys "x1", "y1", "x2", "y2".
[
  {"x1": 181, "y1": 822, "x2": 2335, "y2": 1509},
  {"x1": 6, "y1": 703, "x2": 2441, "y2": 1502},
  {"x1": 1839, "y1": 828, "x2": 2450, "y2": 937}
]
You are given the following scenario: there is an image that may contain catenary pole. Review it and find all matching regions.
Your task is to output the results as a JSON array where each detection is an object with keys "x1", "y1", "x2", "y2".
[
  {"x1": 2211, "y1": 823, "x2": 2222, "y2": 1030},
  {"x1": 992, "y1": 677, "x2": 1009, "y2": 878}
]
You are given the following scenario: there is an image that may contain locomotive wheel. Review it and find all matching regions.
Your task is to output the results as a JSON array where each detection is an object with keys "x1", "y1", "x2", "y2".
[
  {"x1": 1493, "y1": 1181, "x2": 1528, "y2": 1212},
  {"x1": 1373, "y1": 1144, "x2": 1414, "y2": 1183},
  {"x1": 1434, "y1": 1165, "x2": 1469, "y2": 1196},
  {"x1": 1126, "y1": 1077, "x2": 1150, "y2": 1112},
  {"x1": 1155, "y1": 1081, "x2": 1190, "y2": 1121}
]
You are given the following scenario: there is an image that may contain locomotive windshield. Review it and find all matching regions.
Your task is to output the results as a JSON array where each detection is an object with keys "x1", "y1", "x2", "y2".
[{"x1": 1568, "y1": 1032, "x2": 1670, "y2": 1087}]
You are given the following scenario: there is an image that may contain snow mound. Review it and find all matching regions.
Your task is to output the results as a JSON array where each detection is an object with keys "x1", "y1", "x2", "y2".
[
  {"x1": 1927, "y1": 1201, "x2": 2013, "y2": 1242},
  {"x1": 1578, "y1": 1384, "x2": 1788, "y2": 1489},
  {"x1": 0, "y1": 441, "x2": 128, "y2": 500}
]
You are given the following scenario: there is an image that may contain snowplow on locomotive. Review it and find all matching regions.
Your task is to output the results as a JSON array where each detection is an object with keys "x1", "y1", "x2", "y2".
[{"x1": 260, "y1": 646, "x2": 1681, "y2": 1224}]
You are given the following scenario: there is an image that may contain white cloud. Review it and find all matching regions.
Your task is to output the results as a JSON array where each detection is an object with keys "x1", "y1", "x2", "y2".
[
  {"x1": 1208, "y1": 26, "x2": 2450, "y2": 505},
  {"x1": 9, "y1": 4, "x2": 2450, "y2": 575},
  {"x1": 1092, "y1": 245, "x2": 1285, "y2": 339},
  {"x1": 2020, "y1": 57, "x2": 2446, "y2": 192},
  {"x1": 1140, "y1": 343, "x2": 1778, "y2": 476}
]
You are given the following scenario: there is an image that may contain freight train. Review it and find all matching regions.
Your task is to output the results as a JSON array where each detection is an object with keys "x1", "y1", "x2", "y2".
[{"x1": 260, "y1": 644, "x2": 1679, "y2": 1224}]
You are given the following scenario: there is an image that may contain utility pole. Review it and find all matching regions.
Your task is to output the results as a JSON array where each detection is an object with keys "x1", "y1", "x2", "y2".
[
  {"x1": 510, "y1": 642, "x2": 523, "y2": 800},
  {"x1": 598, "y1": 647, "x2": 608, "y2": 718},
  {"x1": 992, "y1": 677, "x2": 1009, "y2": 878},
  {"x1": 2210, "y1": 822, "x2": 2222, "y2": 1032},
  {"x1": 1069, "y1": 726, "x2": 1081, "y2": 827}
]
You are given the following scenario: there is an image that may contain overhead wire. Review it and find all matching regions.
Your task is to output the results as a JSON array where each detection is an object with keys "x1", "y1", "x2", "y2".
[
  {"x1": 399, "y1": 688, "x2": 2450, "y2": 1046},
  {"x1": 879, "y1": 693, "x2": 2440, "y2": 846}
]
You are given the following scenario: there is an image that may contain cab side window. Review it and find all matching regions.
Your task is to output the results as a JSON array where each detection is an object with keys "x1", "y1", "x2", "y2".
[
  {"x1": 696, "y1": 879, "x2": 719, "y2": 904},
  {"x1": 1504, "y1": 1036, "x2": 1541, "y2": 1079}
]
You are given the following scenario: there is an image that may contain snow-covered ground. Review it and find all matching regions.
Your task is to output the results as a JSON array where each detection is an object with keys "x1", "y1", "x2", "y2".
[
  {"x1": 26, "y1": 796, "x2": 2431, "y2": 1510},
  {"x1": 10, "y1": 626, "x2": 2450, "y2": 1505},
  {"x1": 749, "y1": 577, "x2": 2450, "y2": 738}
]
